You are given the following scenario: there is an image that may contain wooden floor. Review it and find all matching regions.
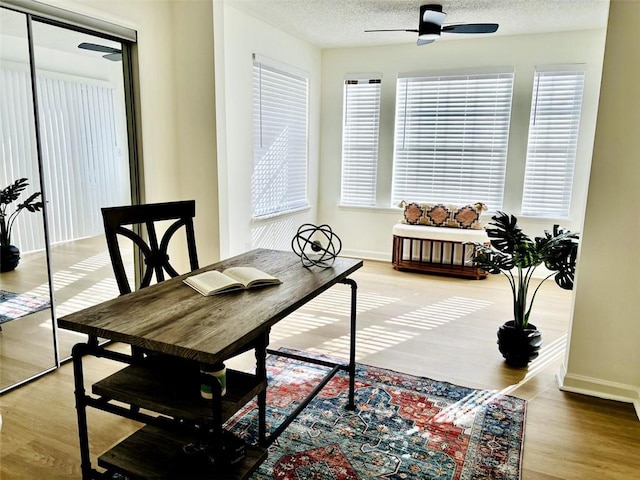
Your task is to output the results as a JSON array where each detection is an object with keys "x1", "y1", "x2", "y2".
[
  {"x1": 0, "y1": 236, "x2": 131, "y2": 390},
  {"x1": 1, "y1": 259, "x2": 639, "y2": 479}
]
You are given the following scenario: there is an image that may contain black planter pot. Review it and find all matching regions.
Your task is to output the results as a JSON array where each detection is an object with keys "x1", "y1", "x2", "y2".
[
  {"x1": 497, "y1": 321, "x2": 542, "y2": 367},
  {"x1": 0, "y1": 245, "x2": 21, "y2": 272}
]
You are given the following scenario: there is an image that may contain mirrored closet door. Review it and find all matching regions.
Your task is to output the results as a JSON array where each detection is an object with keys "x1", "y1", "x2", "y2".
[{"x1": 0, "y1": 5, "x2": 138, "y2": 392}]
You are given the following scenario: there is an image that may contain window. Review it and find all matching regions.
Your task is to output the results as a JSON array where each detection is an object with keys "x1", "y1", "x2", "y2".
[
  {"x1": 521, "y1": 67, "x2": 585, "y2": 218},
  {"x1": 252, "y1": 56, "x2": 309, "y2": 218},
  {"x1": 391, "y1": 71, "x2": 514, "y2": 210},
  {"x1": 340, "y1": 78, "x2": 381, "y2": 206}
]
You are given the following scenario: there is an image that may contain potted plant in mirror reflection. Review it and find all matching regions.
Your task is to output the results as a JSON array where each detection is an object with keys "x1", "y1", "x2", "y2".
[
  {"x1": 1, "y1": 178, "x2": 43, "y2": 273},
  {"x1": 471, "y1": 212, "x2": 579, "y2": 367}
]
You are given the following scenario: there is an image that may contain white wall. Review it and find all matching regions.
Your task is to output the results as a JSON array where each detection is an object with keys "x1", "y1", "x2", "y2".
[
  {"x1": 213, "y1": 1, "x2": 322, "y2": 258},
  {"x1": 40, "y1": 0, "x2": 220, "y2": 267},
  {"x1": 559, "y1": 0, "x2": 640, "y2": 418},
  {"x1": 319, "y1": 30, "x2": 606, "y2": 261},
  {"x1": 171, "y1": 0, "x2": 219, "y2": 264}
]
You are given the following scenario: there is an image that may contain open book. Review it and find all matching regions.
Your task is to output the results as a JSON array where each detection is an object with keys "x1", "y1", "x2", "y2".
[{"x1": 183, "y1": 266, "x2": 282, "y2": 296}]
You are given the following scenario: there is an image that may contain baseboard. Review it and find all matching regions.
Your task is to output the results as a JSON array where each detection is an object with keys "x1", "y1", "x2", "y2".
[
  {"x1": 557, "y1": 364, "x2": 640, "y2": 421},
  {"x1": 341, "y1": 248, "x2": 391, "y2": 263}
]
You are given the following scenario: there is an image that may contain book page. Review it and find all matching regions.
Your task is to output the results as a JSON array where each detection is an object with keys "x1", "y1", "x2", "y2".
[
  {"x1": 223, "y1": 266, "x2": 281, "y2": 288},
  {"x1": 183, "y1": 270, "x2": 243, "y2": 296}
]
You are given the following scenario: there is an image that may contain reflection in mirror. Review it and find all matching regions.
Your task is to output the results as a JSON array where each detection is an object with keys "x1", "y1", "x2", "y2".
[
  {"x1": 0, "y1": 8, "x2": 135, "y2": 392},
  {"x1": 0, "y1": 8, "x2": 55, "y2": 391},
  {"x1": 30, "y1": 21, "x2": 133, "y2": 362}
]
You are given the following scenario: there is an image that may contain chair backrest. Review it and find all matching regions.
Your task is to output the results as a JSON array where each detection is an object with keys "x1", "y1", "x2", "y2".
[{"x1": 102, "y1": 200, "x2": 199, "y2": 295}]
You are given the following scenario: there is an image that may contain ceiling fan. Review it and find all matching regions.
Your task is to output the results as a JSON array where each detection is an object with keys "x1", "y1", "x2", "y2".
[
  {"x1": 365, "y1": 4, "x2": 499, "y2": 46},
  {"x1": 78, "y1": 42, "x2": 122, "y2": 61}
]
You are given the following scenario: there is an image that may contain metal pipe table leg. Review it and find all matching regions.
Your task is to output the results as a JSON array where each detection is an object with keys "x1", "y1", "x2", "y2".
[
  {"x1": 341, "y1": 278, "x2": 358, "y2": 411},
  {"x1": 72, "y1": 343, "x2": 96, "y2": 480}
]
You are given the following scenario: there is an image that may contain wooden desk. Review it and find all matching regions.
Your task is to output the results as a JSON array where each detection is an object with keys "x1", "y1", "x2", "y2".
[{"x1": 59, "y1": 248, "x2": 363, "y2": 479}]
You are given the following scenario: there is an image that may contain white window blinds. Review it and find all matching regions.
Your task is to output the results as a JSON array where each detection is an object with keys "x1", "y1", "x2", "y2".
[
  {"x1": 252, "y1": 57, "x2": 309, "y2": 218},
  {"x1": 521, "y1": 68, "x2": 585, "y2": 218},
  {"x1": 340, "y1": 78, "x2": 381, "y2": 206},
  {"x1": 391, "y1": 71, "x2": 514, "y2": 210}
]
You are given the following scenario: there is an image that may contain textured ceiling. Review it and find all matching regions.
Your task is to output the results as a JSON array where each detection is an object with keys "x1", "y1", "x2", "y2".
[{"x1": 224, "y1": 0, "x2": 610, "y2": 48}]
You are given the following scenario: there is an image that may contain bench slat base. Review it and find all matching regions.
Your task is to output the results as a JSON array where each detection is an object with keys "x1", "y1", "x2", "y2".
[{"x1": 392, "y1": 234, "x2": 487, "y2": 280}]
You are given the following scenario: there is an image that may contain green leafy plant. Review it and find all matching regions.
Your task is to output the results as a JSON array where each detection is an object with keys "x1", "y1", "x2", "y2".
[
  {"x1": 0, "y1": 178, "x2": 44, "y2": 248},
  {"x1": 472, "y1": 212, "x2": 579, "y2": 330}
]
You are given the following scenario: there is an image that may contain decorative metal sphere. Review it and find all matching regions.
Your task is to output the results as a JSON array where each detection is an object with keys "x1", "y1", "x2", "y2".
[{"x1": 291, "y1": 224, "x2": 342, "y2": 268}]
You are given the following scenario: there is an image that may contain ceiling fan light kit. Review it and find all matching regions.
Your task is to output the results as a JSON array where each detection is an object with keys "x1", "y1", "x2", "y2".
[{"x1": 366, "y1": 3, "x2": 499, "y2": 46}]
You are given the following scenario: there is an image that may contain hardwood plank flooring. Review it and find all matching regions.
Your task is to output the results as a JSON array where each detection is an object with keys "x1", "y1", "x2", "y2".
[
  {"x1": 0, "y1": 236, "x2": 131, "y2": 389},
  {"x1": 1, "y1": 258, "x2": 639, "y2": 479}
]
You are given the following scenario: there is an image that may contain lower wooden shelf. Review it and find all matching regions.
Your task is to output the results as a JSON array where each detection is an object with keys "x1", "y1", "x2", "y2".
[
  {"x1": 92, "y1": 363, "x2": 265, "y2": 424},
  {"x1": 98, "y1": 424, "x2": 267, "y2": 479}
]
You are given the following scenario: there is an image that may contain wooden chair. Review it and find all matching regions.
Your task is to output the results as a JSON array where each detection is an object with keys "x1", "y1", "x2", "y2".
[
  {"x1": 101, "y1": 200, "x2": 199, "y2": 296},
  {"x1": 101, "y1": 200, "x2": 200, "y2": 364}
]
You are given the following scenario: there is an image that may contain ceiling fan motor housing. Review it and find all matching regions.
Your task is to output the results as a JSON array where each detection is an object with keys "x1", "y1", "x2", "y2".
[{"x1": 419, "y1": 4, "x2": 446, "y2": 40}]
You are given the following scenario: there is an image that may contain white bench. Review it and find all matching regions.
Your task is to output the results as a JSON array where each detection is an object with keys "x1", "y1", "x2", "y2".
[{"x1": 392, "y1": 223, "x2": 490, "y2": 279}]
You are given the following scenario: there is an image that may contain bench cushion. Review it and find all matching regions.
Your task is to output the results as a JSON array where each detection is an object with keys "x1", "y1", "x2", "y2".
[{"x1": 393, "y1": 223, "x2": 489, "y2": 243}]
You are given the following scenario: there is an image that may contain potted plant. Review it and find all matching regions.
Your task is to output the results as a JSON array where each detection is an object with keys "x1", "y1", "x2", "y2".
[
  {"x1": 471, "y1": 212, "x2": 579, "y2": 367},
  {"x1": 1, "y1": 178, "x2": 44, "y2": 272}
]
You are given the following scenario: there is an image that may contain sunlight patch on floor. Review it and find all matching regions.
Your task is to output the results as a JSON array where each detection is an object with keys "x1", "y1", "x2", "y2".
[
  {"x1": 430, "y1": 387, "x2": 505, "y2": 429},
  {"x1": 386, "y1": 296, "x2": 493, "y2": 330},
  {"x1": 24, "y1": 249, "x2": 129, "y2": 318},
  {"x1": 300, "y1": 289, "x2": 399, "y2": 316},
  {"x1": 54, "y1": 278, "x2": 119, "y2": 316},
  {"x1": 269, "y1": 289, "x2": 401, "y2": 346},
  {"x1": 308, "y1": 325, "x2": 419, "y2": 361},
  {"x1": 27, "y1": 270, "x2": 88, "y2": 298},
  {"x1": 269, "y1": 312, "x2": 340, "y2": 342},
  {"x1": 498, "y1": 334, "x2": 568, "y2": 396},
  {"x1": 69, "y1": 251, "x2": 113, "y2": 272},
  {"x1": 430, "y1": 334, "x2": 569, "y2": 420}
]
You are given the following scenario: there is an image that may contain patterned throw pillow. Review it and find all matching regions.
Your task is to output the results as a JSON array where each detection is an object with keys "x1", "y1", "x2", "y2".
[
  {"x1": 399, "y1": 201, "x2": 487, "y2": 229},
  {"x1": 401, "y1": 201, "x2": 424, "y2": 224},
  {"x1": 450, "y1": 203, "x2": 487, "y2": 229},
  {"x1": 425, "y1": 204, "x2": 451, "y2": 227}
]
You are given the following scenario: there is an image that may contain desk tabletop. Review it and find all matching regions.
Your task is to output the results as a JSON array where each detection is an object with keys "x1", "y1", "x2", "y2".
[{"x1": 58, "y1": 249, "x2": 363, "y2": 364}]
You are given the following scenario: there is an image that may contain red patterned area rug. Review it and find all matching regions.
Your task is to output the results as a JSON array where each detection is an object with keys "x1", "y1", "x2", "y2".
[{"x1": 227, "y1": 350, "x2": 526, "y2": 480}]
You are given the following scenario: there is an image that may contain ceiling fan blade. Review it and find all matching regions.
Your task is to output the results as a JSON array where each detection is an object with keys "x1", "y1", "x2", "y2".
[
  {"x1": 103, "y1": 53, "x2": 122, "y2": 62},
  {"x1": 365, "y1": 29, "x2": 419, "y2": 33},
  {"x1": 442, "y1": 23, "x2": 499, "y2": 34},
  {"x1": 417, "y1": 38, "x2": 436, "y2": 46},
  {"x1": 78, "y1": 42, "x2": 121, "y2": 54}
]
